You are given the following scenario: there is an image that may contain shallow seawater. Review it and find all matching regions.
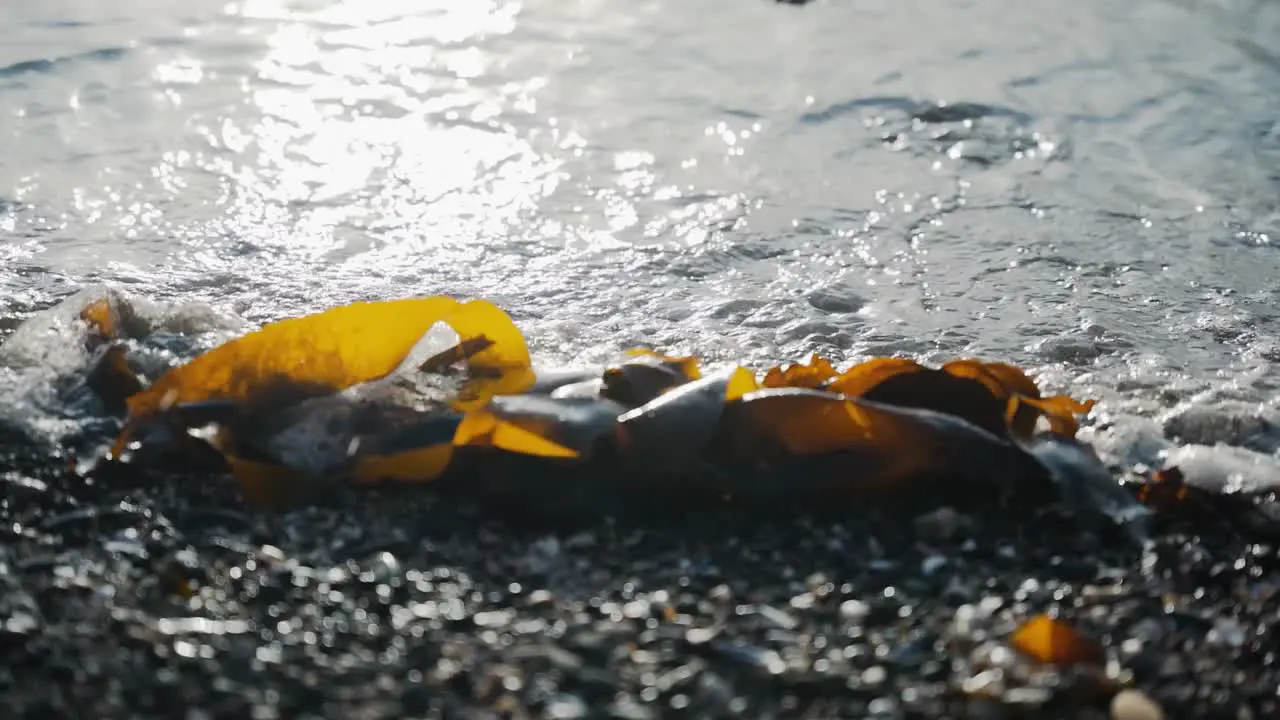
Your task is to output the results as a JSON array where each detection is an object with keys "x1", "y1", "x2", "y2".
[{"x1": 2, "y1": 0, "x2": 1280, "y2": 487}]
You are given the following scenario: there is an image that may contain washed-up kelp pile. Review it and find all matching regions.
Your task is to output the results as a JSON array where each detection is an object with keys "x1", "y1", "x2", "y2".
[{"x1": 56, "y1": 292, "x2": 1215, "y2": 542}]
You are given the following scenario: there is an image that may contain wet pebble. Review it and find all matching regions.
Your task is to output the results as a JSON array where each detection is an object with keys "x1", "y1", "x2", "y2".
[
  {"x1": 914, "y1": 507, "x2": 974, "y2": 541},
  {"x1": 1111, "y1": 689, "x2": 1165, "y2": 720}
]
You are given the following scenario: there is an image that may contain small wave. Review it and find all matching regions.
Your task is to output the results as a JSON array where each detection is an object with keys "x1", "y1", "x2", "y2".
[
  {"x1": 0, "y1": 286, "x2": 242, "y2": 447},
  {"x1": 799, "y1": 96, "x2": 1033, "y2": 127},
  {"x1": 0, "y1": 46, "x2": 129, "y2": 78},
  {"x1": 1083, "y1": 391, "x2": 1280, "y2": 492}
]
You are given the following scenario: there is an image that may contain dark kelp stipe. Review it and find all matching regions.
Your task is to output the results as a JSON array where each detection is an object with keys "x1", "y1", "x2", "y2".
[{"x1": 69, "y1": 293, "x2": 1276, "y2": 544}]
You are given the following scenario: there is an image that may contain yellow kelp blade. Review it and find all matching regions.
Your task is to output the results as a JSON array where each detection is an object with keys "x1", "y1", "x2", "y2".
[
  {"x1": 843, "y1": 364, "x2": 1010, "y2": 437},
  {"x1": 938, "y1": 359, "x2": 1041, "y2": 437},
  {"x1": 224, "y1": 432, "x2": 456, "y2": 505},
  {"x1": 724, "y1": 366, "x2": 761, "y2": 401},
  {"x1": 432, "y1": 300, "x2": 537, "y2": 410},
  {"x1": 723, "y1": 387, "x2": 882, "y2": 457},
  {"x1": 940, "y1": 360, "x2": 1093, "y2": 439},
  {"x1": 1010, "y1": 395, "x2": 1096, "y2": 438},
  {"x1": 825, "y1": 357, "x2": 924, "y2": 397},
  {"x1": 352, "y1": 445, "x2": 454, "y2": 484},
  {"x1": 762, "y1": 354, "x2": 838, "y2": 389},
  {"x1": 80, "y1": 297, "x2": 121, "y2": 341},
  {"x1": 125, "y1": 297, "x2": 534, "y2": 420},
  {"x1": 455, "y1": 412, "x2": 582, "y2": 458},
  {"x1": 941, "y1": 360, "x2": 1041, "y2": 398},
  {"x1": 454, "y1": 394, "x2": 616, "y2": 457},
  {"x1": 718, "y1": 387, "x2": 1026, "y2": 494},
  {"x1": 126, "y1": 296, "x2": 464, "y2": 419},
  {"x1": 818, "y1": 357, "x2": 1094, "y2": 441},
  {"x1": 429, "y1": 298, "x2": 532, "y2": 375}
]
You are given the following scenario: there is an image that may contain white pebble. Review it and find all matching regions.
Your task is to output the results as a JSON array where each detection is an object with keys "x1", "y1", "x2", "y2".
[
  {"x1": 1110, "y1": 689, "x2": 1165, "y2": 720},
  {"x1": 913, "y1": 507, "x2": 968, "y2": 540},
  {"x1": 961, "y1": 669, "x2": 1005, "y2": 697},
  {"x1": 840, "y1": 599, "x2": 869, "y2": 621},
  {"x1": 921, "y1": 555, "x2": 947, "y2": 575},
  {"x1": 1207, "y1": 618, "x2": 1246, "y2": 647}
]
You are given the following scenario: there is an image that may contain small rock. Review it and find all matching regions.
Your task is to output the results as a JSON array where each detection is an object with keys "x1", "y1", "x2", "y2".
[
  {"x1": 564, "y1": 531, "x2": 597, "y2": 550},
  {"x1": 867, "y1": 696, "x2": 899, "y2": 716},
  {"x1": 1110, "y1": 689, "x2": 1165, "y2": 720},
  {"x1": 545, "y1": 693, "x2": 588, "y2": 719},
  {"x1": 1003, "y1": 686, "x2": 1050, "y2": 707},
  {"x1": 608, "y1": 697, "x2": 655, "y2": 720},
  {"x1": 971, "y1": 642, "x2": 1016, "y2": 669},
  {"x1": 978, "y1": 596, "x2": 1004, "y2": 616},
  {"x1": 1206, "y1": 618, "x2": 1246, "y2": 648},
  {"x1": 789, "y1": 592, "x2": 815, "y2": 610},
  {"x1": 914, "y1": 507, "x2": 972, "y2": 542},
  {"x1": 712, "y1": 641, "x2": 786, "y2": 675},
  {"x1": 757, "y1": 604, "x2": 799, "y2": 630},
  {"x1": 4, "y1": 612, "x2": 38, "y2": 634},
  {"x1": 921, "y1": 555, "x2": 947, "y2": 576},
  {"x1": 361, "y1": 551, "x2": 400, "y2": 583},
  {"x1": 473, "y1": 609, "x2": 514, "y2": 628},
  {"x1": 840, "y1": 599, "x2": 870, "y2": 621},
  {"x1": 685, "y1": 627, "x2": 718, "y2": 645},
  {"x1": 962, "y1": 669, "x2": 1005, "y2": 697}
]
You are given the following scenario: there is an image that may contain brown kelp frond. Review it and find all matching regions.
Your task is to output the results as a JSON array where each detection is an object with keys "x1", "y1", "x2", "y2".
[{"x1": 761, "y1": 355, "x2": 1094, "y2": 441}]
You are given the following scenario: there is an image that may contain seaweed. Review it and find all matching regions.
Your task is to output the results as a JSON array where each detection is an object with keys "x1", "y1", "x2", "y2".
[{"x1": 55, "y1": 294, "x2": 1181, "y2": 540}]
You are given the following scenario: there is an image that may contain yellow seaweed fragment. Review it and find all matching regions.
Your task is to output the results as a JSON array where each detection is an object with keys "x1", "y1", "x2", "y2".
[
  {"x1": 352, "y1": 445, "x2": 455, "y2": 484},
  {"x1": 1010, "y1": 614, "x2": 1106, "y2": 666},
  {"x1": 762, "y1": 354, "x2": 838, "y2": 389},
  {"x1": 433, "y1": 299, "x2": 537, "y2": 409},
  {"x1": 723, "y1": 365, "x2": 760, "y2": 401},
  {"x1": 821, "y1": 356, "x2": 1093, "y2": 440},
  {"x1": 126, "y1": 296, "x2": 461, "y2": 419},
  {"x1": 124, "y1": 296, "x2": 531, "y2": 420},
  {"x1": 1009, "y1": 394, "x2": 1096, "y2": 438},
  {"x1": 940, "y1": 360, "x2": 1092, "y2": 438},
  {"x1": 729, "y1": 388, "x2": 882, "y2": 457},
  {"x1": 825, "y1": 357, "x2": 925, "y2": 397},
  {"x1": 80, "y1": 297, "x2": 120, "y2": 341},
  {"x1": 454, "y1": 409, "x2": 581, "y2": 458},
  {"x1": 941, "y1": 359, "x2": 1041, "y2": 400}
]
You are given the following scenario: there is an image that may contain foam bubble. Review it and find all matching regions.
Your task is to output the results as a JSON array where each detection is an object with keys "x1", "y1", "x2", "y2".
[
  {"x1": 0, "y1": 285, "x2": 241, "y2": 446},
  {"x1": 1159, "y1": 444, "x2": 1280, "y2": 492}
]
